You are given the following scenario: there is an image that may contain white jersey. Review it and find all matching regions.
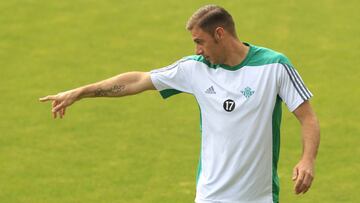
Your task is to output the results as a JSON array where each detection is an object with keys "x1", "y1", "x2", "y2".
[{"x1": 150, "y1": 43, "x2": 312, "y2": 203}]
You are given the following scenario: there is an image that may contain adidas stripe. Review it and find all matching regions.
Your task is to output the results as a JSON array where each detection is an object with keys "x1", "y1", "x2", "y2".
[{"x1": 283, "y1": 64, "x2": 312, "y2": 100}]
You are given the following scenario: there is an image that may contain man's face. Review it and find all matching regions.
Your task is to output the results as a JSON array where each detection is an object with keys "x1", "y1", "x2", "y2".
[{"x1": 191, "y1": 26, "x2": 224, "y2": 64}]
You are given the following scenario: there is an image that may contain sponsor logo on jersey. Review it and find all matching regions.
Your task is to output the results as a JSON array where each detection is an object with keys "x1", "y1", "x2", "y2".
[
  {"x1": 205, "y1": 86, "x2": 216, "y2": 94},
  {"x1": 241, "y1": 87, "x2": 255, "y2": 98}
]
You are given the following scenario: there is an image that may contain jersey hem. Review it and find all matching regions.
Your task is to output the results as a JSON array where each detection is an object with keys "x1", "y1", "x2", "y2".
[
  {"x1": 149, "y1": 72, "x2": 183, "y2": 99},
  {"x1": 288, "y1": 96, "x2": 312, "y2": 112},
  {"x1": 195, "y1": 196, "x2": 273, "y2": 203}
]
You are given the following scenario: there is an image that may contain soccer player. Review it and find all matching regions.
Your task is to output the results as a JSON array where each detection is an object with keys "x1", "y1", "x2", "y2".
[{"x1": 39, "y1": 5, "x2": 320, "y2": 203}]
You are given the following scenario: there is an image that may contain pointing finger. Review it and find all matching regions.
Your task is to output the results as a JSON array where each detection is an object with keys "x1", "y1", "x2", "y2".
[{"x1": 39, "y1": 95, "x2": 56, "y2": 102}]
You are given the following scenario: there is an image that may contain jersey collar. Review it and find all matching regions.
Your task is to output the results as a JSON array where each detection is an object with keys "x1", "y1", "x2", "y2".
[{"x1": 215, "y1": 42, "x2": 254, "y2": 71}]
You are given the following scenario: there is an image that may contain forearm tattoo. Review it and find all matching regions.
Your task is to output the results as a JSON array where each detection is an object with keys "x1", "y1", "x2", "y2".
[{"x1": 94, "y1": 85, "x2": 126, "y2": 97}]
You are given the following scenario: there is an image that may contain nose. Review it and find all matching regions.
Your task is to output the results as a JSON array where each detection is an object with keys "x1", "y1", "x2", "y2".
[{"x1": 195, "y1": 45, "x2": 203, "y2": 55}]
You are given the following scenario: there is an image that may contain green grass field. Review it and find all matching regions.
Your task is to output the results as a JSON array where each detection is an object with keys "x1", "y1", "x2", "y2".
[{"x1": 1, "y1": 0, "x2": 359, "y2": 202}]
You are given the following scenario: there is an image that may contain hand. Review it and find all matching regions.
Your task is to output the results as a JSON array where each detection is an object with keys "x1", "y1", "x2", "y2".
[
  {"x1": 39, "y1": 89, "x2": 80, "y2": 119},
  {"x1": 292, "y1": 159, "x2": 315, "y2": 195}
]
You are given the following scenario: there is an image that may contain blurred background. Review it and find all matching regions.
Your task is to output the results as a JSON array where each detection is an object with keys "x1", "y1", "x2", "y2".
[{"x1": 0, "y1": 0, "x2": 359, "y2": 202}]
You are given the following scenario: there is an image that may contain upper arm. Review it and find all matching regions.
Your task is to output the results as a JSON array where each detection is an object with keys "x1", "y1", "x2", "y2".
[
  {"x1": 127, "y1": 72, "x2": 156, "y2": 95},
  {"x1": 293, "y1": 100, "x2": 317, "y2": 124}
]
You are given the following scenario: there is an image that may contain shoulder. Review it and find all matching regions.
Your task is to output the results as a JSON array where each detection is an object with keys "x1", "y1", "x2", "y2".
[
  {"x1": 182, "y1": 55, "x2": 217, "y2": 68},
  {"x1": 247, "y1": 44, "x2": 293, "y2": 67}
]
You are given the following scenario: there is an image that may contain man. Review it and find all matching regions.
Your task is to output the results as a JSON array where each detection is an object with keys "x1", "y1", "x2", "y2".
[{"x1": 40, "y1": 5, "x2": 320, "y2": 203}]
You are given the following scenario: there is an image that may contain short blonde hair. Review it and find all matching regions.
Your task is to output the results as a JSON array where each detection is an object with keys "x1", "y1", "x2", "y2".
[{"x1": 186, "y1": 5, "x2": 237, "y2": 37}]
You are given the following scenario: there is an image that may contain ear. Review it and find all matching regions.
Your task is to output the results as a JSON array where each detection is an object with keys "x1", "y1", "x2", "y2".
[{"x1": 214, "y1": 27, "x2": 225, "y2": 41}]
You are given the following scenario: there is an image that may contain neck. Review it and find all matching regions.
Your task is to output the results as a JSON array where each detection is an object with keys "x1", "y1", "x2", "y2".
[{"x1": 222, "y1": 38, "x2": 250, "y2": 66}]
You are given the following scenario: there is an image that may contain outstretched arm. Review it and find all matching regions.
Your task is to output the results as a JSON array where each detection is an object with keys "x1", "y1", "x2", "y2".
[
  {"x1": 39, "y1": 71, "x2": 155, "y2": 118},
  {"x1": 292, "y1": 100, "x2": 320, "y2": 194}
]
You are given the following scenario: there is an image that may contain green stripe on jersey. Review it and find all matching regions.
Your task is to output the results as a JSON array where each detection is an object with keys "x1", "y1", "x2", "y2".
[
  {"x1": 159, "y1": 89, "x2": 182, "y2": 99},
  {"x1": 272, "y1": 96, "x2": 282, "y2": 203},
  {"x1": 247, "y1": 45, "x2": 293, "y2": 67},
  {"x1": 196, "y1": 106, "x2": 203, "y2": 185}
]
